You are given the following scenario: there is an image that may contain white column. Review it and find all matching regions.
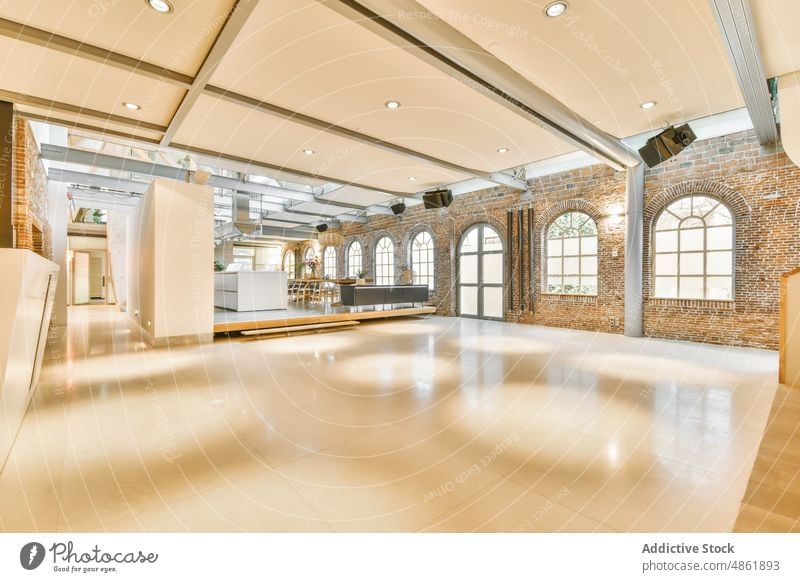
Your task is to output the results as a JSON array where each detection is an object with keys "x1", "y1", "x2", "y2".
[{"x1": 624, "y1": 164, "x2": 645, "y2": 337}]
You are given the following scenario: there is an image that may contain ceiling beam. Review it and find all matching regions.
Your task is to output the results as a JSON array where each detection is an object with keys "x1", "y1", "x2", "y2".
[
  {"x1": 160, "y1": 0, "x2": 260, "y2": 146},
  {"x1": 48, "y1": 167, "x2": 149, "y2": 193},
  {"x1": 205, "y1": 85, "x2": 526, "y2": 191},
  {"x1": 40, "y1": 142, "x2": 397, "y2": 213},
  {"x1": 709, "y1": 0, "x2": 778, "y2": 144},
  {"x1": 259, "y1": 225, "x2": 318, "y2": 240},
  {"x1": 23, "y1": 110, "x2": 410, "y2": 205},
  {"x1": 0, "y1": 89, "x2": 167, "y2": 133},
  {"x1": 0, "y1": 14, "x2": 525, "y2": 192},
  {"x1": 0, "y1": 18, "x2": 193, "y2": 88},
  {"x1": 169, "y1": 141, "x2": 410, "y2": 200},
  {"x1": 284, "y1": 206, "x2": 367, "y2": 223},
  {"x1": 20, "y1": 111, "x2": 163, "y2": 145},
  {"x1": 47, "y1": 167, "x2": 350, "y2": 227},
  {"x1": 262, "y1": 212, "x2": 319, "y2": 226},
  {"x1": 321, "y1": 0, "x2": 641, "y2": 171},
  {"x1": 0, "y1": 14, "x2": 528, "y2": 191}
]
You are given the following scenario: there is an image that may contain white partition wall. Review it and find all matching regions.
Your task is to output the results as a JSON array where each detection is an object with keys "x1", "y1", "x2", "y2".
[
  {"x1": 127, "y1": 179, "x2": 214, "y2": 347},
  {"x1": 107, "y1": 209, "x2": 130, "y2": 309},
  {"x1": 0, "y1": 249, "x2": 59, "y2": 468},
  {"x1": 780, "y1": 267, "x2": 800, "y2": 388}
]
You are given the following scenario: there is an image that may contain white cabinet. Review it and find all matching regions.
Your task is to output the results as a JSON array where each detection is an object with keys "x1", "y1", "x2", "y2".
[{"x1": 214, "y1": 271, "x2": 288, "y2": 312}]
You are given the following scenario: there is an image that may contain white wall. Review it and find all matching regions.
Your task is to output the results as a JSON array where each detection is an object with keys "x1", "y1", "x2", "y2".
[
  {"x1": 47, "y1": 182, "x2": 69, "y2": 326},
  {"x1": 128, "y1": 179, "x2": 213, "y2": 346},
  {"x1": 107, "y1": 209, "x2": 129, "y2": 309},
  {"x1": 68, "y1": 236, "x2": 107, "y2": 250}
]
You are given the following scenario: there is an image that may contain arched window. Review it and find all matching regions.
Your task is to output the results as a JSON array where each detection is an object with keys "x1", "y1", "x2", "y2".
[
  {"x1": 545, "y1": 211, "x2": 598, "y2": 295},
  {"x1": 347, "y1": 241, "x2": 363, "y2": 278},
  {"x1": 653, "y1": 195, "x2": 733, "y2": 300},
  {"x1": 410, "y1": 230, "x2": 434, "y2": 289},
  {"x1": 323, "y1": 246, "x2": 337, "y2": 279},
  {"x1": 283, "y1": 250, "x2": 296, "y2": 280},
  {"x1": 374, "y1": 236, "x2": 395, "y2": 285}
]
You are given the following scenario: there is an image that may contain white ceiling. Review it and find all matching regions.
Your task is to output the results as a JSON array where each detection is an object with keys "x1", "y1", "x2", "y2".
[
  {"x1": 0, "y1": 0, "x2": 235, "y2": 76},
  {"x1": 173, "y1": 94, "x2": 469, "y2": 193},
  {"x1": 209, "y1": 0, "x2": 575, "y2": 172},
  {"x1": 1, "y1": 0, "x2": 787, "y2": 220},
  {"x1": 415, "y1": 0, "x2": 744, "y2": 138}
]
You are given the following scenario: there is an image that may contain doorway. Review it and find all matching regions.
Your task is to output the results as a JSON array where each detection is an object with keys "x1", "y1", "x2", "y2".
[
  {"x1": 71, "y1": 249, "x2": 108, "y2": 305},
  {"x1": 457, "y1": 224, "x2": 505, "y2": 320}
]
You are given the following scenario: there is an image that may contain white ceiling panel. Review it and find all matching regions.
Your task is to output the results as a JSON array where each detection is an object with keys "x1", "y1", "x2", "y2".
[
  {"x1": 416, "y1": 0, "x2": 743, "y2": 138},
  {"x1": 283, "y1": 203, "x2": 340, "y2": 216},
  {"x1": 0, "y1": 37, "x2": 184, "y2": 126},
  {"x1": 317, "y1": 186, "x2": 396, "y2": 207},
  {"x1": 0, "y1": 0, "x2": 236, "y2": 76},
  {"x1": 208, "y1": 0, "x2": 575, "y2": 171},
  {"x1": 751, "y1": 0, "x2": 800, "y2": 78},
  {"x1": 172, "y1": 94, "x2": 468, "y2": 194}
]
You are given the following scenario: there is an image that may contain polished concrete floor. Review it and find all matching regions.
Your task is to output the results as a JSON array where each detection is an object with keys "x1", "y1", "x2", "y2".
[
  {"x1": 735, "y1": 384, "x2": 800, "y2": 532},
  {"x1": 0, "y1": 306, "x2": 787, "y2": 532}
]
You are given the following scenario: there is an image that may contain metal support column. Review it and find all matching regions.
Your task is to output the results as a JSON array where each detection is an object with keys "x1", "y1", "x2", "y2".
[{"x1": 624, "y1": 164, "x2": 645, "y2": 337}]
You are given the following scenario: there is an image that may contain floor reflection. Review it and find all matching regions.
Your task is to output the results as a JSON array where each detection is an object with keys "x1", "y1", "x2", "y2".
[{"x1": 0, "y1": 305, "x2": 782, "y2": 533}]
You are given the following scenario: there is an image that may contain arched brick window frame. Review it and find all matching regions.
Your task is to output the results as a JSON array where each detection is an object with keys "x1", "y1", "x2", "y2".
[{"x1": 644, "y1": 180, "x2": 749, "y2": 301}]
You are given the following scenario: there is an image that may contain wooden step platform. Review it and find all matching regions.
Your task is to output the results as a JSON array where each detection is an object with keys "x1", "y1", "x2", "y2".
[{"x1": 213, "y1": 304, "x2": 436, "y2": 334}]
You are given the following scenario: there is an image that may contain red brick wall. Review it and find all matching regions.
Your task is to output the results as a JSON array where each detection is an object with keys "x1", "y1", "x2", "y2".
[
  {"x1": 641, "y1": 132, "x2": 800, "y2": 348},
  {"x1": 336, "y1": 129, "x2": 800, "y2": 349},
  {"x1": 12, "y1": 117, "x2": 51, "y2": 259}
]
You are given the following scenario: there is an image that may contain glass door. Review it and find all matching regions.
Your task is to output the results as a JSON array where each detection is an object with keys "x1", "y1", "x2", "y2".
[{"x1": 457, "y1": 224, "x2": 504, "y2": 320}]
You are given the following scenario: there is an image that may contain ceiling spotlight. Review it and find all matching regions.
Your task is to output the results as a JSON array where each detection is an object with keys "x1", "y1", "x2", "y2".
[
  {"x1": 146, "y1": 0, "x2": 174, "y2": 14},
  {"x1": 544, "y1": 2, "x2": 568, "y2": 18},
  {"x1": 408, "y1": 176, "x2": 417, "y2": 181},
  {"x1": 385, "y1": 100, "x2": 401, "y2": 110},
  {"x1": 497, "y1": 147, "x2": 509, "y2": 154},
  {"x1": 122, "y1": 101, "x2": 141, "y2": 111},
  {"x1": 303, "y1": 149, "x2": 315, "y2": 155},
  {"x1": 641, "y1": 100, "x2": 657, "y2": 110}
]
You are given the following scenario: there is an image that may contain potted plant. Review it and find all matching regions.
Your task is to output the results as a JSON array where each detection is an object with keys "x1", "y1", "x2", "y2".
[
  {"x1": 303, "y1": 255, "x2": 321, "y2": 278},
  {"x1": 399, "y1": 264, "x2": 414, "y2": 285},
  {"x1": 214, "y1": 260, "x2": 225, "y2": 272},
  {"x1": 355, "y1": 269, "x2": 367, "y2": 286}
]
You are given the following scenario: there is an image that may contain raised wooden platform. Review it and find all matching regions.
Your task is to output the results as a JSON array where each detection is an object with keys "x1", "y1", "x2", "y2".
[{"x1": 213, "y1": 304, "x2": 436, "y2": 334}]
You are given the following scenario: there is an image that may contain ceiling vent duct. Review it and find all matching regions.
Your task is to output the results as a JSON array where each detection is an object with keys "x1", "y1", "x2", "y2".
[{"x1": 232, "y1": 191, "x2": 258, "y2": 235}]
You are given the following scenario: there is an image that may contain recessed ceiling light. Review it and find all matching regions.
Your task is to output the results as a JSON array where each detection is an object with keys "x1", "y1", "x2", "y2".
[
  {"x1": 122, "y1": 101, "x2": 141, "y2": 111},
  {"x1": 497, "y1": 147, "x2": 509, "y2": 154},
  {"x1": 303, "y1": 149, "x2": 315, "y2": 155},
  {"x1": 146, "y1": 0, "x2": 173, "y2": 14},
  {"x1": 641, "y1": 100, "x2": 657, "y2": 110},
  {"x1": 385, "y1": 100, "x2": 401, "y2": 110},
  {"x1": 408, "y1": 176, "x2": 417, "y2": 181},
  {"x1": 544, "y1": 2, "x2": 568, "y2": 18}
]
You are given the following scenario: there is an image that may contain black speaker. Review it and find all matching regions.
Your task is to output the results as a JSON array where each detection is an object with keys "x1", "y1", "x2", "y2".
[
  {"x1": 638, "y1": 123, "x2": 697, "y2": 168},
  {"x1": 315, "y1": 223, "x2": 328, "y2": 232},
  {"x1": 390, "y1": 202, "x2": 406, "y2": 215},
  {"x1": 423, "y1": 189, "x2": 453, "y2": 209}
]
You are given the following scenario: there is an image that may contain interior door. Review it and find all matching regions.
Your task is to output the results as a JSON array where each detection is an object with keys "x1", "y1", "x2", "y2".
[
  {"x1": 73, "y1": 251, "x2": 90, "y2": 305},
  {"x1": 89, "y1": 253, "x2": 105, "y2": 301},
  {"x1": 457, "y1": 224, "x2": 505, "y2": 321}
]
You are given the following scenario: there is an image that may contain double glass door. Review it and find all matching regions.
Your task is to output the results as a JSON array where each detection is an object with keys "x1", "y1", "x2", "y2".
[{"x1": 457, "y1": 224, "x2": 504, "y2": 320}]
